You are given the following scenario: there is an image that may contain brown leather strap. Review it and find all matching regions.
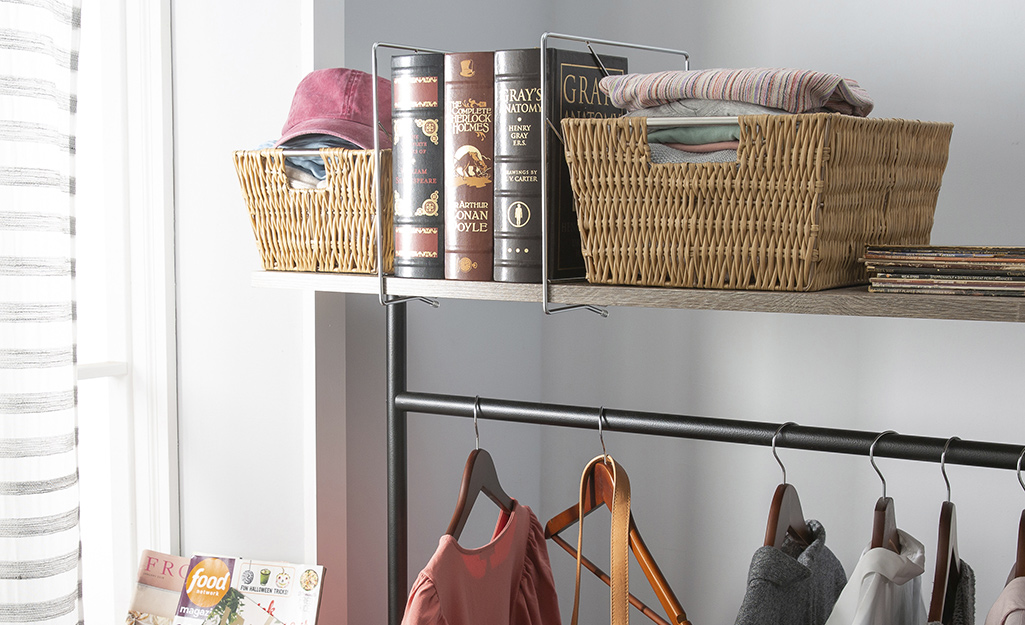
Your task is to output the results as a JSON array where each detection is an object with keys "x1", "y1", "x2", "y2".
[{"x1": 571, "y1": 455, "x2": 632, "y2": 625}]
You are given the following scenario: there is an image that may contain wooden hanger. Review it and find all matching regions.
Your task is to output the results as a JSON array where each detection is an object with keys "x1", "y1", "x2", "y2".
[
  {"x1": 445, "y1": 448, "x2": 514, "y2": 538},
  {"x1": 764, "y1": 423, "x2": 813, "y2": 548},
  {"x1": 545, "y1": 457, "x2": 690, "y2": 625},
  {"x1": 1016, "y1": 449, "x2": 1025, "y2": 578},
  {"x1": 765, "y1": 483, "x2": 813, "y2": 548},
  {"x1": 1015, "y1": 509, "x2": 1025, "y2": 579},
  {"x1": 445, "y1": 398, "x2": 514, "y2": 539},
  {"x1": 871, "y1": 496, "x2": 900, "y2": 552},
  {"x1": 869, "y1": 431, "x2": 901, "y2": 553},
  {"x1": 546, "y1": 531, "x2": 673, "y2": 625},
  {"x1": 929, "y1": 438, "x2": 962, "y2": 624},
  {"x1": 928, "y1": 501, "x2": 960, "y2": 623}
]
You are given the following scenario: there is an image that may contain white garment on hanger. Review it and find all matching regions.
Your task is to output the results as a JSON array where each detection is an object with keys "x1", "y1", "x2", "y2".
[
  {"x1": 986, "y1": 576, "x2": 1025, "y2": 625},
  {"x1": 824, "y1": 529, "x2": 927, "y2": 625}
]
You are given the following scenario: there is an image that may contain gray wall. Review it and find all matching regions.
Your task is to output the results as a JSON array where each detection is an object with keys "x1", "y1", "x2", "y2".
[{"x1": 344, "y1": 0, "x2": 552, "y2": 69}]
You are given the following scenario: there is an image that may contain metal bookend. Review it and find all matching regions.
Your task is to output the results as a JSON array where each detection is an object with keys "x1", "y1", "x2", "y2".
[
  {"x1": 372, "y1": 41, "x2": 447, "y2": 308},
  {"x1": 538, "y1": 32, "x2": 690, "y2": 316}
]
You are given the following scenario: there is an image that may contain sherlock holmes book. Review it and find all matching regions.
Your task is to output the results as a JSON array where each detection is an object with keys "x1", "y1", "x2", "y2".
[
  {"x1": 547, "y1": 48, "x2": 627, "y2": 280},
  {"x1": 391, "y1": 53, "x2": 445, "y2": 279},
  {"x1": 444, "y1": 51, "x2": 495, "y2": 281}
]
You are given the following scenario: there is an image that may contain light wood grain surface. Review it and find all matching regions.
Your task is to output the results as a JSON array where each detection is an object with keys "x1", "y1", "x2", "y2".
[{"x1": 251, "y1": 271, "x2": 1025, "y2": 323}]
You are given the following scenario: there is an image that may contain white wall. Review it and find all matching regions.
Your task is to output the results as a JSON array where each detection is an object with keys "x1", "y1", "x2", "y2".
[
  {"x1": 172, "y1": 1, "x2": 309, "y2": 560},
  {"x1": 170, "y1": 1, "x2": 1025, "y2": 625}
]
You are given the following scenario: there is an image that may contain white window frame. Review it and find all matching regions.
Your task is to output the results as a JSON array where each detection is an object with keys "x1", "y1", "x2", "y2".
[
  {"x1": 122, "y1": 0, "x2": 179, "y2": 560},
  {"x1": 77, "y1": 0, "x2": 178, "y2": 616}
]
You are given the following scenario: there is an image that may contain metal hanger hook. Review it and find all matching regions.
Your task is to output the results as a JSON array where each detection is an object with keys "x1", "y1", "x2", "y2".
[
  {"x1": 473, "y1": 396, "x2": 481, "y2": 451},
  {"x1": 940, "y1": 436, "x2": 960, "y2": 503},
  {"x1": 598, "y1": 406, "x2": 608, "y2": 464},
  {"x1": 771, "y1": 422, "x2": 797, "y2": 484},
  {"x1": 1017, "y1": 447, "x2": 1025, "y2": 495},
  {"x1": 869, "y1": 430, "x2": 898, "y2": 498}
]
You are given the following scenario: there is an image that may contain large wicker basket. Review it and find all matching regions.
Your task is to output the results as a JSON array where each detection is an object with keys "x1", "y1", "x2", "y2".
[
  {"x1": 233, "y1": 148, "x2": 393, "y2": 273},
  {"x1": 561, "y1": 114, "x2": 953, "y2": 291}
]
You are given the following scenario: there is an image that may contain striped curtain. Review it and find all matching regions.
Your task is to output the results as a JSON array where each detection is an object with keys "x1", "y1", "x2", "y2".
[{"x1": 0, "y1": 0, "x2": 84, "y2": 623}]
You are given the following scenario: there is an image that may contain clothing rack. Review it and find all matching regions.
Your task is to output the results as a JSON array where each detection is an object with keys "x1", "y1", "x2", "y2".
[
  {"x1": 384, "y1": 304, "x2": 1024, "y2": 625},
  {"x1": 377, "y1": 33, "x2": 1025, "y2": 625}
]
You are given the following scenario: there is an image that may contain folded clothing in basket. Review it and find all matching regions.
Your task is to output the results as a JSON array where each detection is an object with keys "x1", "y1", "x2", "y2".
[
  {"x1": 648, "y1": 143, "x2": 738, "y2": 164},
  {"x1": 645, "y1": 127, "x2": 740, "y2": 164},
  {"x1": 626, "y1": 98, "x2": 798, "y2": 118},
  {"x1": 623, "y1": 101, "x2": 750, "y2": 163},
  {"x1": 258, "y1": 134, "x2": 360, "y2": 189},
  {"x1": 600, "y1": 67, "x2": 874, "y2": 116}
]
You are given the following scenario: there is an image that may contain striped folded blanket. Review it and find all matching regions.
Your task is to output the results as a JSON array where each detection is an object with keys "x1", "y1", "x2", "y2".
[{"x1": 599, "y1": 68, "x2": 874, "y2": 117}]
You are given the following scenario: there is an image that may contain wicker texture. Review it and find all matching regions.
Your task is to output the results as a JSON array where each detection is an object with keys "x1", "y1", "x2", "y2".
[
  {"x1": 561, "y1": 114, "x2": 953, "y2": 291},
  {"x1": 233, "y1": 148, "x2": 394, "y2": 273}
]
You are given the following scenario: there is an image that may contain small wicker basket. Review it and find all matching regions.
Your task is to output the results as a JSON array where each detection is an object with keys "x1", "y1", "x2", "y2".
[
  {"x1": 233, "y1": 147, "x2": 393, "y2": 274},
  {"x1": 561, "y1": 114, "x2": 953, "y2": 291}
]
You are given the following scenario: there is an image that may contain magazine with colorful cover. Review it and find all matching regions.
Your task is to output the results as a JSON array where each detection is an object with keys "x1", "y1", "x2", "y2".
[
  {"x1": 171, "y1": 555, "x2": 283, "y2": 625},
  {"x1": 231, "y1": 559, "x2": 325, "y2": 625},
  {"x1": 170, "y1": 554, "x2": 324, "y2": 625},
  {"x1": 127, "y1": 550, "x2": 191, "y2": 625}
]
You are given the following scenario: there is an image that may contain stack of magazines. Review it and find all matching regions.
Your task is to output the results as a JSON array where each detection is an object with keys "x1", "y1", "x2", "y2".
[
  {"x1": 864, "y1": 245, "x2": 1025, "y2": 296},
  {"x1": 126, "y1": 550, "x2": 324, "y2": 625}
]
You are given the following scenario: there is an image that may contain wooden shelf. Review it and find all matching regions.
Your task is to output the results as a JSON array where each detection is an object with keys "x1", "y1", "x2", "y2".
[{"x1": 251, "y1": 271, "x2": 1025, "y2": 323}]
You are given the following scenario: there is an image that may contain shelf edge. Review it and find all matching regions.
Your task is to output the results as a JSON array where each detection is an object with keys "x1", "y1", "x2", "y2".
[{"x1": 250, "y1": 272, "x2": 1025, "y2": 323}]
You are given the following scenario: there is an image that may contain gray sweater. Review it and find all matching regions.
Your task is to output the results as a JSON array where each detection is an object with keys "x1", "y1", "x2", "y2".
[
  {"x1": 928, "y1": 560, "x2": 976, "y2": 625},
  {"x1": 735, "y1": 519, "x2": 847, "y2": 625}
]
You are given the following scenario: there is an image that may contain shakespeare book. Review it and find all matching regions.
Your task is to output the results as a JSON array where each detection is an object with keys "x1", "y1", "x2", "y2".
[
  {"x1": 444, "y1": 51, "x2": 495, "y2": 281},
  {"x1": 391, "y1": 53, "x2": 445, "y2": 279}
]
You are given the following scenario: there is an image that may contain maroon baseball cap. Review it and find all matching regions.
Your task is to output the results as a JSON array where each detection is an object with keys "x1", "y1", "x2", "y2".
[{"x1": 275, "y1": 68, "x2": 392, "y2": 149}]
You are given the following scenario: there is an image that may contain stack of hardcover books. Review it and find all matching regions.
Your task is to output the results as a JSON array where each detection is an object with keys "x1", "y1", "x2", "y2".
[
  {"x1": 864, "y1": 245, "x2": 1025, "y2": 296},
  {"x1": 390, "y1": 47, "x2": 628, "y2": 283}
]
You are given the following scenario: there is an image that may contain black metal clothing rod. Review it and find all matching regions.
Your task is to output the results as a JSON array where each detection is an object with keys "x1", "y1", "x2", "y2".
[{"x1": 395, "y1": 391, "x2": 1025, "y2": 471}]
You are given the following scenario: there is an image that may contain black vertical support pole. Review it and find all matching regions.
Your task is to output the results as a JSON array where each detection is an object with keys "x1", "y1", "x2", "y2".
[{"x1": 387, "y1": 302, "x2": 408, "y2": 625}]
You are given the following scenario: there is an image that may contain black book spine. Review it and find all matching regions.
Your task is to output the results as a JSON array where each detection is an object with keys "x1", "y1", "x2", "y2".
[
  {"x1": 391, "y1": 53, "x2": 445, "y2": 279},
  {"x1": 493, "y1": 49, "x2": 543, "y2": 283},
  {"x1": 546, "y1": 48, "x2": 628, "y2": 280}
]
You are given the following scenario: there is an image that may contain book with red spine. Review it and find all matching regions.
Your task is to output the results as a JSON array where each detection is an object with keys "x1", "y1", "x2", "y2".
[{"x1": 444, "y1": 51, "x2": 495, "y2": 281}]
